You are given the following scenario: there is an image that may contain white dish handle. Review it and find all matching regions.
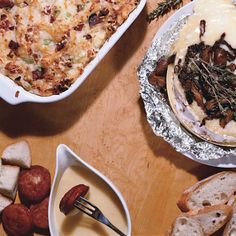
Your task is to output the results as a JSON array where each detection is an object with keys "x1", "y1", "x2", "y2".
[{"x1": 0, "y1": 75, "x2": 33, "y2": 105}]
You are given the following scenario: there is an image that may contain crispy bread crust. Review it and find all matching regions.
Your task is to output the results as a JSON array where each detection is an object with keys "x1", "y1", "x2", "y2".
[{"x1": 177, "y1": 171, "x2": 236, "y2": 212}]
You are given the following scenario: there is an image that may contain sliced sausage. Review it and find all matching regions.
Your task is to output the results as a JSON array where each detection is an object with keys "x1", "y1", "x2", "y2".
[
  {"x1": 2, "y1": 204, "x2": 33, "y2": 236},
  {"x1": 30, "y1": 198, "x2": 49, "y2": 232},
  {"x1": 18, "y1": 165, "x2": 51, "y2": 204},
  {"x1": 60, "y1": 184, "x2": 89, "y2": 215}
]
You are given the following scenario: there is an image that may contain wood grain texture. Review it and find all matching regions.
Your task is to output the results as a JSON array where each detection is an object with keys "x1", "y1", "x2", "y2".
[{"x1": 0, "y1": 1, "x2": 225, "y2": 235}]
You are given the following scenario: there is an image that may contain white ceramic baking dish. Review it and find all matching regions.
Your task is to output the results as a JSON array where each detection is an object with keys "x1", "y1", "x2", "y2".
[
  {"x1": 0, "y1": 0, "x2": 146, "y2": 105},
  {"x1": 48, "y1": 144, "x2": 131, "y2": 236}
]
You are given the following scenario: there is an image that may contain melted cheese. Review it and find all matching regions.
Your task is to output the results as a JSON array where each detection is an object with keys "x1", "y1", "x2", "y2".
[
  {"x1": 174, "y1": 0, "x2": 236, "y2": 59},
  {"x1": 167, "y1": 0, "x2": 236, "y2": 145}
]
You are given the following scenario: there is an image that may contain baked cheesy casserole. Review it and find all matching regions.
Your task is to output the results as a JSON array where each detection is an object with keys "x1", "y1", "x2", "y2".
[{"x1": 0, "y1": 0, "x2": 139, "y2": 96}]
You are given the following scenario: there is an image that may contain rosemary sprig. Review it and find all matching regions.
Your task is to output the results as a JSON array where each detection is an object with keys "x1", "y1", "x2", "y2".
[
  {"x1": 189, "y1": 58, "x2": 236, "y2": 113},
  {"x1": 147, "y1": 0, "x2": 183, "y2": 23}
]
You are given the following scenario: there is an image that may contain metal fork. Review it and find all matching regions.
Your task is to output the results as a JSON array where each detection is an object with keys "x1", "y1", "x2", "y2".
[{"x1": 74, "y1": 196, "x2": 127, "y2": 236}]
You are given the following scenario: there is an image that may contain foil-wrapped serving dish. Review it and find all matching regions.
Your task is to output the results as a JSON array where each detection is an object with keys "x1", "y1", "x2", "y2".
[{"x1": 137, "y1": 2, "x2": 236, "y2": 168}]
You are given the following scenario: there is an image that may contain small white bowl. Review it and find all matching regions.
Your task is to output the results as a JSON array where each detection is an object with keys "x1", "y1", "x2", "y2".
[
  {"x1": 1, "y1": 0, "x2": 146, "y2": 105},
  {"x1": 48, "y1": 144, "x2": 131, "y2": 236}
]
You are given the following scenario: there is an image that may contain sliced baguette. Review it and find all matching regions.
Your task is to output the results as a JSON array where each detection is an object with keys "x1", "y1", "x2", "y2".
[
  {"x1": 224, "y1": 202, "x2": 236, "y2": 236},
  {"x1": 178, "y1": 171, "x2": 236, "y2": 212},
  {"x1": 0, "y1": 165, "x2": 20, "y2": 199},
  {"x1": 0, "y1": 193, "x2": 12, "y2": 214},
  {"x1": 2, "y1": 140, "x2": 31, "y2": 169},
  {"x1": 188, "y1": 205, "x2": 232, "y2": 235},
  {"x1": 169, "y1": 215, "x2": 204, "y2": 236}
]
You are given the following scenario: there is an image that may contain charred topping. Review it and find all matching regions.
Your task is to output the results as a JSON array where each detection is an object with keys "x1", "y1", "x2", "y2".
[
  {"x1": 0, "y1": 15, "x2": 9, "y2": 30},
  {"x1": 88, "y1": 8, "x2": 110, "y2": 26},
  {"x1": 148, "y1": 55, "x2": 176, "y2": 95},
  {"x1": 154, "y1": 57, "x2": 169, "y2": 77},
  {"x1": 32, "y1": 67, "x2": 46, "y2": 80},
  {"x1": 73, "y1": 23, "x2": 84, "y2": 31},
  {"x1": 0, "y1": 14, "x2": 7, "y2": 20},
  {"x1": 50, "y1": 15, "x2": 55, "y2": 23},
  {"x1": 5, "y1": 62, "x2": 22, "y2": 74},
  {"x1": 88, "y1": 13, "x2": 102, "y2": 26},
  {"x1": 8, "y1": 25, "x2": 14, "y2": 30},
  {"x1": 84, "y1": 34, "x2": 92, "y2": 40},
  {"x1": 0, "y1": 0, "x2": 14, "y2": 9},
  {"x1": 76, "y1": 4, "x2": 83, "y2": 12},
  {"x1": 8, "y1": 40, "x2": 19, "y2": 50},
  {"x1": 53, "y1": 79, "x2": 72, "y2": 94},
  {"x1": 228, "y1": 63, "x2": 236, "y2": 72},
  {"x1": 175, "y1": 33, "x2": 236, "y2": 128},
  {"x1": 43, "y1": 6, "x2": 51, "y2": 15},
  {"x1": 199, "y1": 20, "x2": 206, "y2": 39},
  {"x1": 56, "y1": 36, "x2": 68, "y2": 51},
  {"x1": 14, "y1": 76, "x2": 21, "y2": 82},
  {"x1": 99, "y1": 8, "x2": 109, "y2": 17},
  {"x1": 15, "y1": 90, "x2": 19, "y2": 97}
]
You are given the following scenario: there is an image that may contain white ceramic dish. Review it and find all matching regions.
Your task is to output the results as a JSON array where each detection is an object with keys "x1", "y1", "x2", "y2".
[
  {"x1": 48, "y1": 144, "x2": 131, "y2": 236},
  {"x1": 139, "y1": 1, "x2": 236, "y2": 168},
  {"x1": 1, "y1": 0, "x2": 146, "y2": 105}
]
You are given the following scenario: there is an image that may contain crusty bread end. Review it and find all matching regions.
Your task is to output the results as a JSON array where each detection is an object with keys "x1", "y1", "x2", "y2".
[
  {"x1": 188, "y1": 204, "x2": 232, "y2": 235},
  {"x1": 169, "y1": 215, "x2": 204, "y2": 236},
  {"x1": 177, "y1": 171, "x2": 236, "y2": 212},
  {"x1": 223, "y1": 202, "x2": 236, "y2": 236}
]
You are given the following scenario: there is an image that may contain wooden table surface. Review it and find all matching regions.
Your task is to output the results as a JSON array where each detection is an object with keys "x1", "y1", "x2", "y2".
[{"x1": 0, "y1": 1, "x2": 226, "y2": 235}]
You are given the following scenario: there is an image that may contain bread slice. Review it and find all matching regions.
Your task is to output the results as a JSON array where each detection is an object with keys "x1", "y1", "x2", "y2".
[
  {"x1": 0, "y1": 193, "x2": 12, "y2": 214},
  {"x1": 169, "y1": 215, "x2": 204, "y2": 236},
  {"x1": 2, "y1": 140, "x2": 31, "y2": 169},
  {"x1": 0, "y1": 165, "x2": 20, "y2": 199},
  {"x1": 224, "y1": 202, "x2": 236, "y2": 236},
  {"x1": 188, "y1": 205, "x2": 232, "y2": 235},
  {"x1": 177, "y1": 171, "x2": 236, "y2": 212}
]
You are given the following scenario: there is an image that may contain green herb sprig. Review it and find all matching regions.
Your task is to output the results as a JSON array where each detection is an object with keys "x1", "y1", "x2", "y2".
[
  {"x1": 190, "y1": 58, "x2": 236, "y2": 113},
  {"x1": 147, "y1": 0, "x2": 183, "y2": 23}
]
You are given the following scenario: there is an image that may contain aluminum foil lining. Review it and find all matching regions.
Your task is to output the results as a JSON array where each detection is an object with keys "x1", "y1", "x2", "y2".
[{"x1": 137, "y1": 15, "x2": 236, "y2": 162}]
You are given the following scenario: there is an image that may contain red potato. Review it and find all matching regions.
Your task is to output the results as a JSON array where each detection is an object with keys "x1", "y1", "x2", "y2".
[
  {"x1": 18, "y1": 165, "x2": 51, "y2": 204},
  {"x1": 60, "y1": 184, "x2": 89, "y2": 215},
  {"x1": 2, "y1": 204, "x2": 33, "y2": 236}
]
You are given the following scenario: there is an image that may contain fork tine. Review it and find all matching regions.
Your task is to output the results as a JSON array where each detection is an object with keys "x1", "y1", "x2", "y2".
[
  {"x1": 73, "y1": 203, "x2": 93, "y2": 216},
  {"x1": 74, "y1": 197, "x2": 127, "y2": 236},
  {"x1": 79, "y1": 196, "x2": 97, "y2": 208},
  {"x1": 74, "y1": 199, "x2": 94, "y2": 213}
]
